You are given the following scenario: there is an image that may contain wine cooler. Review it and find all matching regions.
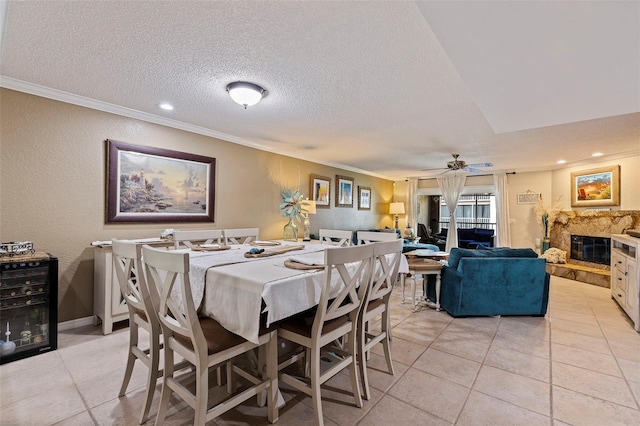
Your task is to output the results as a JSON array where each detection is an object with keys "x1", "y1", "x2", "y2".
[{"x1": 0, "y1": 252, "x2": 58, "y2": 364}]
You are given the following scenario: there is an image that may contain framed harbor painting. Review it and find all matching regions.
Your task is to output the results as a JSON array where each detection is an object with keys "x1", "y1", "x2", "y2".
[
  {"x1": 310, "y1": 174, "x2": 331, "y2": 209},
  {"x1": 571, "y1": 165, "x2": 620, "y2": 207},
  {"x1": 106, "y1": 139, "x2": 216, "y2": 223}
]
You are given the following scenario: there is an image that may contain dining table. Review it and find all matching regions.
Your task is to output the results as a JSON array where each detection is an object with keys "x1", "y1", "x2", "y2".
[
  {"x1": 401, "y1": 249, "x2": 449, "y2": 311},
  {"x1": 173, "y1": 241, "x2": 408, "y2": 344}
]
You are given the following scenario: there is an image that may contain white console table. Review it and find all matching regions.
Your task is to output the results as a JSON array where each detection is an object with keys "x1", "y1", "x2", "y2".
[
  {"x1": 610, "y1": 234, "x2": 639, "y2": 332},
  {"x1": 92, "y1": 238, "x2": 171, "y2": 335}
]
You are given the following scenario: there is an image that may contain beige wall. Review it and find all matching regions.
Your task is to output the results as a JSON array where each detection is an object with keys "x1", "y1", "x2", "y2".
[
  {"x1": 0, "y1": 89, "x2": 393, "y2": 322},
  {"x1": 394, "y1": 156, "x2": 639, "y2": 249}
]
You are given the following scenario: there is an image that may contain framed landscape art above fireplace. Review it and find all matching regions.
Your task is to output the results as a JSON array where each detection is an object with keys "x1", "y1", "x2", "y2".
[{"x1": 570, "y1": 165, "x2": 620, "y2": 207}]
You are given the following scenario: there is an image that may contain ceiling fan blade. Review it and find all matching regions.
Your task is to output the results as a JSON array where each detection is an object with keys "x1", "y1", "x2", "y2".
[
  {"x1": 463, "y1": 167, "x2": 484, "y2": 174},
  {"x1": 420, "y1": 167, "x2": 448, "y2": 171},
  {"x1": 466, "y1": 162, "x2": 493, "y2": 168}
]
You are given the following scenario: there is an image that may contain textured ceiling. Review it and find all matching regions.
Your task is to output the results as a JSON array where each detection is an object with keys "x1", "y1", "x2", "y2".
[{"x1": 1, "y1": 0, "x2": 638, "y2": 180}]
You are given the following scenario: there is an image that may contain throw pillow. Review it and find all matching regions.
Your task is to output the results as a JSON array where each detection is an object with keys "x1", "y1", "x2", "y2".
[{"x1": 540, "y1": 248, "x2": 567, "y2": 264}]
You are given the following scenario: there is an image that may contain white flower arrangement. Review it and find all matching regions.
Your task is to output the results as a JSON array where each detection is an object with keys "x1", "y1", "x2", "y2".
[{"x1": 535, "y1": 195, "x2": 563, "y2": 239}]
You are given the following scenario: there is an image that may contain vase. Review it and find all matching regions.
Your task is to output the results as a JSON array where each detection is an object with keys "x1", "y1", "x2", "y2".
[
  {"x1": 542, "y1": 238, "x2": 551, "y2": 254},
  {"x1": 283, "y1": 217, "x2": 298, "y2": 241}
]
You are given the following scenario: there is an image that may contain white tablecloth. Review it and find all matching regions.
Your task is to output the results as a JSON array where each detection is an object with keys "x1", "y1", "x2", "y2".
[
  {"x1": 199, "y1": 248, "x2": 409, "y2": 344},
  {"x1": 170, "y1": 242, "x2": 326, "y2": 317}
]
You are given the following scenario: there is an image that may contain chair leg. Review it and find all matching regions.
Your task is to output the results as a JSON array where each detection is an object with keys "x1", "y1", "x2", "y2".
[
  {"x1": 119, "y1": 316, "x2": 138, "y2": 397},
  {"x1": 256, "y1": 346, "x2": 266, "y2": 406},
  {"x1": 265, "y1": 330, "x2": 279, "y2": 424},
  {"x1": 194, "y1": 364, "x2": 209, "y2": 426},
  {"x1": 364, "y1": 322, "x2": 371, "y2": 361},
  {"x1": 139, "y1": 334, "x2": 161, "y2": 424},
  {"x1": 155, "y1": 338, "x2": 174, "y2": 426},
  {"x1": 226, "y1": 360, "x2": 235, "y2": 394},
  {"x1": 216, "y1": 365, "x2": 224, "y2": 386},
  {"x1": 381, "y1": 310, "x2": 395, "y2": 376},
  {"x1": 347, "y1": 330, "x2": 363, "y2": 408},
  {"x1": 310, "y1": 346, "x2": 324, "y2": 426},
  {"x1": 304, "y1": 348, "x2": 311, "y2": 377},
  {"x1": 357, "y1": 321, "x2": 371, "y2": 401}
]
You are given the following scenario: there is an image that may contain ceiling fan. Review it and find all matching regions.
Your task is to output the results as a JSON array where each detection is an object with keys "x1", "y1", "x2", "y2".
[{"x1": 423, "y1": 153, "x2": 493, "y2": 174}]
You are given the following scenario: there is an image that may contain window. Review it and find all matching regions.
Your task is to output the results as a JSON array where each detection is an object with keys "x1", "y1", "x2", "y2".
[{"x1": 440, "y1": 194, "x2": 495, "y2": 229}]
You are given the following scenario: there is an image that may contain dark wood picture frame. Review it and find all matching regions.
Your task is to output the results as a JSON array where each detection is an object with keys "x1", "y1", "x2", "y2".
[
  {"x1": 335, "y1": 175, "x2": 354, "y2": 208},
  {"x1": 106, "y1": 139, "x2": 216, "y2": 223},
  {"x1": 310, "y1": 174, "x2": 331, "y2": 209},
  {"x1": 358, "y1": 186, "x2": 371, "y2": 210}
]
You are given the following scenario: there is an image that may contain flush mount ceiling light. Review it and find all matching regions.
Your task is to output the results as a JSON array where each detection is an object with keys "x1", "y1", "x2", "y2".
[{"x1": 226, "y1": 81, "x2": 266, "y2": 109}]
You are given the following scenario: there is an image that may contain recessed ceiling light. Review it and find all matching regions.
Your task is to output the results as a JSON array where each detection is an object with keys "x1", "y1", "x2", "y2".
[
  {"x1": 592, "y1": 152, "x2": 603, "y2": 157},
  {"x1": 557, "y1": 160, "x2": 567, "y2": 164},
  {"x1": 159, "y1": 103, "x2": 174, "y2": 111}
]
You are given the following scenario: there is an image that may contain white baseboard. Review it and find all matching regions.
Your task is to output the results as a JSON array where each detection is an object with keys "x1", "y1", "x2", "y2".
[{"x1": 58, "y1": 316, "x2": 96, "y2": 332}]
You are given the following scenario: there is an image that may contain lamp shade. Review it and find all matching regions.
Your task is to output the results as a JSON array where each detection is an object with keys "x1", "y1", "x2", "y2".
[
  {"x1": 226, "y1": 81, "x2": 266, "y2": 108},
  {"x1": 304, "y1": 200, "x2": 316, "y2": 215},
  {"x1": 389, "y1": 202, "x2": 405, "y2": 215}
]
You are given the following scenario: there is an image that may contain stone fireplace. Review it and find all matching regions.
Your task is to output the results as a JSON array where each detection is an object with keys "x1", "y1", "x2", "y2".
[{"x1": 547, "y1": 210, "x2": 640, "y2": 287}]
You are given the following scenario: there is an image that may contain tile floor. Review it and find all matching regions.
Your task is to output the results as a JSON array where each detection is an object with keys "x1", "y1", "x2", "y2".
[{"x1": 1, "y1": 275, "x2": 639, "y2": 425}]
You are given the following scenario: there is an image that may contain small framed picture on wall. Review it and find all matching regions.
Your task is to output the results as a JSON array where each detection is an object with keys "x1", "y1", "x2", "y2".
[
  {"x1": 310, "y1": 174, "x2": 331, "y2": 209},
  {"x1": 358, "y1": 186, "x2": 371, "y2": 210},
  {"x1": 335, "y1": 175, "x2": 354, "y2": 208}
]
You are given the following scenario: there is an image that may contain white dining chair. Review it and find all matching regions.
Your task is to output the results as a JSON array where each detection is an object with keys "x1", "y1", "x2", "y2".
[
  {"x1": 356, "y1": 239, "x2": 402, "y2": 400},
  {"x1": 142, "y1": 245, "x2": 278, "y2": 426},
  {"x1": 223, "y1": 227, "x2": 259, "y2": 245},
  {"x1": 111, "y1": 239, "x2": 161, "y2": 424},
  {"x1": 277, "y1": 243, "x2": 375, "y2": 426},
  {"x1": 356, "y1": 230, "x2": 399, "y2": 245},
  {"x1": 318, "y1": 229, "x2": 353, "y2": 247},
  {"x1": 173, "y1": 229, "x2": 224, "y2": 249}
]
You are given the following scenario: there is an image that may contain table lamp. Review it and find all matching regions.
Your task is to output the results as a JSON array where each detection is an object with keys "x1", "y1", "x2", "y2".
[
  {"x1": 302, "y1": 199, "x2": 317, "y2": 241},
  {"x1": 389, "y1": 202, "x2": 405, "y2": 229}
]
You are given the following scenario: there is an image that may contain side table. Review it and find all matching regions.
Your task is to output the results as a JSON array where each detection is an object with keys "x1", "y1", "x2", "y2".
[{"x1": 401, "y1": 257, "x2": 444, "y2": 312}]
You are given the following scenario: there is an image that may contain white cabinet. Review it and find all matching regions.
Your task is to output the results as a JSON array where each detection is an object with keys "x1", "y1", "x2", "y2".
[
  {"x1": 610, "y1": 234, "x2": 639, "y2": 332},
  {"x1": 93, "y1": 246, "x2": 128, "y2": 335},
  {"x1": 93, "y1": 238, "x2": 170, "y2": 335}
]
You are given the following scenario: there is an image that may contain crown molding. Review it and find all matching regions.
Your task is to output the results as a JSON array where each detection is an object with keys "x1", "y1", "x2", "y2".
[{"x1": 0, "y1": 76, "x2": 390, "y2": 180}]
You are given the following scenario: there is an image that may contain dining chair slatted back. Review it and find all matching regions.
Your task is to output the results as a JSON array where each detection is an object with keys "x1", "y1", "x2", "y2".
[
  {"x1": 173, "y1": 229, "x2": 224, "y2": 249},
  {"x1": 318, "y1": 229, "x2": 353, "y2": 247},
  {"x1": 111, "y1": 239, "x2": 161, "y2": 424},
  {"x1": 142, "y1": 245, "x2": 278, "y2": 426},
  {"x1": 356, "y1": 238, "x2": 403, "y2": 400},
  {"x1": 277, "y1": 243, "x2": 375, "y2": 426},
  {"x1": 223, "y1": 228, "x2": 260, "y2": 245},
  {"x1": 356, "y1": 230, "x2": 399, "y2": 245}
]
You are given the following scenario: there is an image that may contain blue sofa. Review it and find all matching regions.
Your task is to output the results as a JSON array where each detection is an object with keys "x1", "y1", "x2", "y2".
[{"x1": 438, "y1": 247, "x2": 550, "y2": 317}]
